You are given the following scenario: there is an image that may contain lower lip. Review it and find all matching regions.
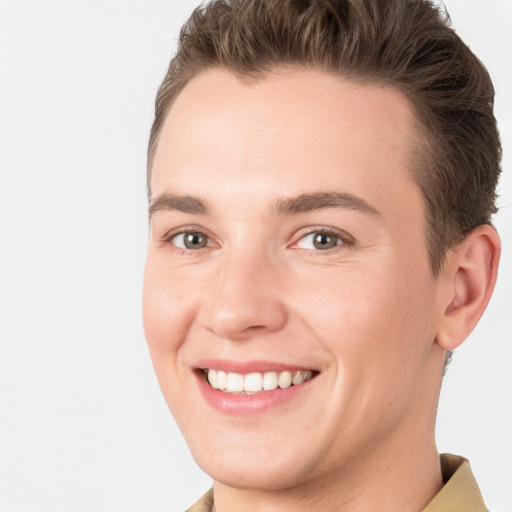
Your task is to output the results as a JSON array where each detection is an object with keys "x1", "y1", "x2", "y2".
[{"x1": 195, "y1": 371, "x2": 317, "y2": 415}]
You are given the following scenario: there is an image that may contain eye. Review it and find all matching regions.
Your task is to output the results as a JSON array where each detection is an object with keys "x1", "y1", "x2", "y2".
[
  {"x1": 295, "y1": 230, "x2": 346, "y2": 251},
  {"x1": 170, "y1": 231, "x2": 211, "y2": 250}
]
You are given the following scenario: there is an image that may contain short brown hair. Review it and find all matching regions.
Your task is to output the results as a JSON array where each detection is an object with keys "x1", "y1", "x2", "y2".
[{"x1": 147, "y1": 0, "x2": 501, "y2": 275}]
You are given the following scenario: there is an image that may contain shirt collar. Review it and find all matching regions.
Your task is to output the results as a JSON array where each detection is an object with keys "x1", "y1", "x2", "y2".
[{"x1": 422, "y1": 453, "x2": 487, "y2": 511}]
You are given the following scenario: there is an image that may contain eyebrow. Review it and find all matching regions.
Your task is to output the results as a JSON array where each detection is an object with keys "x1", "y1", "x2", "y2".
[
  {"x1": 149, "y1": 194, "x2": 211, "y2": 217},
  {"x1": 148, "y1": 191, "x2": 380, "y2": 218},
  {"x1": 271, "y1": 192, "x2": 381, "y2": 216}
]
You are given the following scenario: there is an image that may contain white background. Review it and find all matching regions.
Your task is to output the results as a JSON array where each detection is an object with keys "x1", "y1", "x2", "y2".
[{"x1": 0, "y1": 1, "x2": 510, "y2": 511}]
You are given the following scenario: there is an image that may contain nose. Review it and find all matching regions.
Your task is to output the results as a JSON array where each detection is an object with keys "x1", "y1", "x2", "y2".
[{"x1": 201, "y1": 252, "x2": 288, "y2": 341}]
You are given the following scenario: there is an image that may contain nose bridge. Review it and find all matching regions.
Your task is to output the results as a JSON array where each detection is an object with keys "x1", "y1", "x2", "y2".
[{"x1": 202, "y1": 244, "x2": 287, "y2": 340}]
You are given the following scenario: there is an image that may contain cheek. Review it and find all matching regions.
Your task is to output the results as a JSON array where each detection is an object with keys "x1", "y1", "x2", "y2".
[
  {"x1": 142, "y1": 260, "x2": 197, "y2": 419},
  {"x1": 294, "y1": 263, "x2": 434, "y2": 366},
  {"x1": 295, "y1": 264, "x2": 436, "y2": 433},
  {"x1": 142, "y1": 257, "x2": 192, "y2": 360}
]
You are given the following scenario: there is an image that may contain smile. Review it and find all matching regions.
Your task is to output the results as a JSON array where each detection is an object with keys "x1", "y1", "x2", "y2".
[{"x1": 204, "y1": 368, "x2": 315, "y2": 394}]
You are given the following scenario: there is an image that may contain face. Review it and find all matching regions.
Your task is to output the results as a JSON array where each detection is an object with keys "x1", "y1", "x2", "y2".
[{"x1": 143, "y1": 69, "x2": 446, "y2": 491}]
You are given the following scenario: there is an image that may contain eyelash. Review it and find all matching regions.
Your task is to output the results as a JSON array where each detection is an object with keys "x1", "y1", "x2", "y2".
[
  {"x1": 292, "y1": 228, "x2": 354, "y2": 254},
  {"x1": 160, "y1": 226, "x2": 216, "y2": 254},
  {"x1": 160, "y1": 227, "x2": 354, "y2": 254}
]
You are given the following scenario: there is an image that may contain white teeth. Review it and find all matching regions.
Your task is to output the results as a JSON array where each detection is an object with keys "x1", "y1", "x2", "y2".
[
  {"x1": 244, "y1": 372, "x2": 263, "y2": 392},
  {"x1": 226, "y1": 372, "x2": 244, "y2": 393},
  {"x1": 292, "y1": 370, "x2": 313, "y2": 385},
  {"x1": 207, "y1": 369, "x2": 217, "y2": 388},
  {"x1": 292, "y1": 371, "x2": 303, "y2": 385},
  {"x1": 263, "y1": 371, "x2": 278, "y2": 391},
  {"x1": 217, "y1": 370, "x2": 227, "y2": 391},
  {"x1": 205, "y1": 369, "x2": 314, "y2": 394},
  {"x1": 278, "y1": 371, "x2": 292, "y2": 389}
]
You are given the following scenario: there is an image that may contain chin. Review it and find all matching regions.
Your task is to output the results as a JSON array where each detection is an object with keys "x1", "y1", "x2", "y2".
[
  {"x1": 187, "y1": 435, "x2": 317, "y2": 491},
  {"x1": 199, "y1": 457, "x2": 309, "y2": 491}
]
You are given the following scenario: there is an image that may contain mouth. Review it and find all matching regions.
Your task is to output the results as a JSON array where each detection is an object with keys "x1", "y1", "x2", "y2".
[
  {"x1": 194, "y1": 361, "x2": 321, "y2": 414},
  {"x1": 202, "y1": 368, "x2": 317, "y2": 394}
]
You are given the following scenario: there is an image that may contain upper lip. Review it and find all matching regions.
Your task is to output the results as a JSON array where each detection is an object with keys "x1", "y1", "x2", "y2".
[{"x1": 194, "y1": 358, "x2": 318, "y2": 374}]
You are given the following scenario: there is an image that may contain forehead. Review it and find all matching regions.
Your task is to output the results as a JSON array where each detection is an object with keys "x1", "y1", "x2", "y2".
[{"x1": 151, "y1": 68, "x2": 423, "y2": 222}]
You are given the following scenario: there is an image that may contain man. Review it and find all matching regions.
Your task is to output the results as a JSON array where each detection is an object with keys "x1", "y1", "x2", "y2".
[{"x1": 142, "y1": 0, "x2": 502, "y2": 510}]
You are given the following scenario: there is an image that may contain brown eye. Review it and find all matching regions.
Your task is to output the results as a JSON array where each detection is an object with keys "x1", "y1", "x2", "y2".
[{"x1": 171, "y1": 232, "x2": 210, "y2": 249}]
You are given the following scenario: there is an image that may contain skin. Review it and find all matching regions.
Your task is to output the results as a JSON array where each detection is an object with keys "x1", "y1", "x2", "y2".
[{"x1": 143, "y1": 68, "x2": 500, "y2": 511}]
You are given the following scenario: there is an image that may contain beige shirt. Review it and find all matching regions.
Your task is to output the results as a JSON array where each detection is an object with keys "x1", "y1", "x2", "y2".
[{"x1": 185, "y1": 454, "x2": 487, "y2": 512}]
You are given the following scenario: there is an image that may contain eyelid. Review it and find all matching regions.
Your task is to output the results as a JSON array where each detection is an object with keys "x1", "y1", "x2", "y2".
[
  {"x1": 159, "y1": 225, "x2": 218, "y2": 249},
  {"x1": 290, "y1": 226, "x2": 355, "y2": 251},
  {"x1": 157, "y1": 224, "x2": 354, "y2": 252}
]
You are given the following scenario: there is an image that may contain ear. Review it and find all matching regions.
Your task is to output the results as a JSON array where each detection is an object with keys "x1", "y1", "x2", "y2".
[{"x1": 436, "y1": 224, "x2": 501, "y2": 351}]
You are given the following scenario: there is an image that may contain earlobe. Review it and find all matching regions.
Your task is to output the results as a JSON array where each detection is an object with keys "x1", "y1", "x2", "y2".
[{"x1": 436, "y1": 225, "x2": 501, "y2": 351}]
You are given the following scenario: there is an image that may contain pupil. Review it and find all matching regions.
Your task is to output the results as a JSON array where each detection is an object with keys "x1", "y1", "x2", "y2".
[
  {"x1": 313, "y1": 233, "x2": 335, "y2": 249},
  {"x1": 185, "y1": 233, "x2": 206, "y2": 249}
]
